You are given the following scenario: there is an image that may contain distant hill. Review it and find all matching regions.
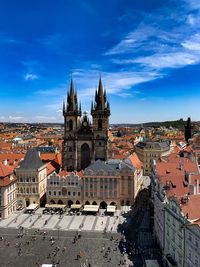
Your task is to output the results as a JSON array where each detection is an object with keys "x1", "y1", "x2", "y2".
[{"x1": 111, "y1": 119, "x2": 188, "y2": 129}]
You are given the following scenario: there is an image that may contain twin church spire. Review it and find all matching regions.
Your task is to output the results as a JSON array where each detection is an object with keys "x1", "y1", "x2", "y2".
[{"x1": 63, "y1": 76, "x2": 110, "y2": 116}]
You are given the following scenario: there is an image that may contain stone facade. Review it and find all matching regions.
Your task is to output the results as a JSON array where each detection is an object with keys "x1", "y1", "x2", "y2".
[
  {"x1": 62, "y1": 78, "x2": 110, "y2": 171},
  {"x1": 16, "y1": 148, "x2": 47, "y2": 207},
  {"x1": 47, "y1": 153, "x2": 144, "y2": 208},
  {"x1": 135, "y1": 140, "x2": 171, "y2": 175}
]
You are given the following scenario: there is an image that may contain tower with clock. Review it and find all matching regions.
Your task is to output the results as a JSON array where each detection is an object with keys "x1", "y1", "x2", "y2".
[{"x1": 62, "y1": 77, "x2": 110, "y2": 171}]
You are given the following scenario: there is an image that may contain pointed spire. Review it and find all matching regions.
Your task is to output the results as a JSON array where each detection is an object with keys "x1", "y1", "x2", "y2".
[
  {"x1": 91, "y1": 101, "x2": 93, "y2": 113},
  {"x1": 63, "y1": 99, "x2": 66, "y2": 115},
  {"x1": 79, "y1": 101, "x2": 82, "y2": 114},
  {"x1": 69, "y1": 79, "x2": 75, "y2": 98},
  {"x1": 97, "y1": 75, "x2": 104, "y2": 100},
  {"x1": 104, "y1": 89, "x2": 107, "y2": 103},
  {"x1": 66, "y1": 78, "x2": 78, "y2": 112},
  {"x1": 95, "y1": 89, "x2": 98, "y2": 103}
]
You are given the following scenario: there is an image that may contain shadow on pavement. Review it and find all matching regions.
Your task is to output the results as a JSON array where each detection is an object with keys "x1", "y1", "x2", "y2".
[{"x1": 117, "y1": 188, "x2": 163, "y2": 267}]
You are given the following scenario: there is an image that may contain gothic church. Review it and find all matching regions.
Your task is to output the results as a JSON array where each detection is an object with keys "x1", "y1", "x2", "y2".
[{"x1": 62, "y1": 77, "x2": 110, "y2": 171}]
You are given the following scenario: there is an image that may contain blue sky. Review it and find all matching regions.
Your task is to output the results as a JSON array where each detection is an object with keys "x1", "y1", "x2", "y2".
[{"x1": 0, "y1": 0, "x2": 200, "y2": 123}]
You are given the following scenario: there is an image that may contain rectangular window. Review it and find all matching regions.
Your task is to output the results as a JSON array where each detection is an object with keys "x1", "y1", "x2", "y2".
[
  {"x1": 68, "y1": 192, "x2": 71, "y2": 196},
  {"x1": 73, "y1": 192, "x2": 76, "y2": 196},
  {"x1": 54, "y1": 191, "x2": 56, "y2": 196},
  {"x1": 49, "y1": 191, "x2": 51, "y2": 196}
]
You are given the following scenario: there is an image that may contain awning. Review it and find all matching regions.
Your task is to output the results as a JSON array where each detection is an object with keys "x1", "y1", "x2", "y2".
[
  {"x1": 83, "y1": 205, "x2": 99, "y2": 212},
  {"x1": 70, "y1": 204, "x2": 82, "y2": 209},
  {"x1": 27, "y1": 204, "x2": 39, "y2": 210},
  {"x1": 45, "y1": 204, "x2": 66, "y2": 209},
  {"x1": 107, "y1": 205, "x2": 116, "y2": 213}
]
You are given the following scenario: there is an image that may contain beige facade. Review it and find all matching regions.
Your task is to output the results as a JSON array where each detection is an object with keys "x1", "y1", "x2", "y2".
[
  {"x1": 47, "y1": 172, "x2": 82, "y2": 205},
  {"x1": 135, "y1": 141, "x2": 171, "y2": 175},
  {"x1": 47, "y1": 154, "x2": 144, "y2": 208},
  {"x1": 16, "y1": 148, "x2": 47, "y2": 207},
  {"x1": 0, "y1": 176, "x2": 17, "y2": 219},
  {"x1": 16, "y1": 166, "x2": 47, "y2": 207}
]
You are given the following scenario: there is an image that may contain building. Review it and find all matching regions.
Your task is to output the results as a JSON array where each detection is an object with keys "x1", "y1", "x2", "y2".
[
  {"x1": 47, "y1": 171, "x2": 82, "y2": 206},
  {"x1": 135, "y1": 140, "x2": 171, "y2": 175},
  {"x1": 62, "y1": 77, "x2": 110, "y2": 171},
  {"x1": 0, "y1": 162, "x2": 17, "y2": 219},
  {"x1": 16, "y1": 148, "x2": 47, "y2": 207},
  {"x1": 151, "y1": 149, "x2": 200, "y2": 267},
  {"x1": 185, "y1": 117, "x2": 192, "y2": 143},
  {"x1": 47, "y1": 152, "x2": 143, "y2": 208}
]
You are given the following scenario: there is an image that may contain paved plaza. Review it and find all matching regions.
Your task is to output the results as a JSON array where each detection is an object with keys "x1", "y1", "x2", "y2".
[
  {"x1": 0, "y1": 208, "x2": 127, "y2": 233},
  {"x1": 0, "y1": 208, "x2": 134, "y2": 267},
  {"x1": 0, "y1": 227, "x2": 127, "y2": 267}
]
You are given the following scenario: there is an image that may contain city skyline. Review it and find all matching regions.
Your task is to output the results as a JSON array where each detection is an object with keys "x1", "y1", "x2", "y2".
[{"x1": 0, "y1": 0, "x2": 200, "y2": 123}]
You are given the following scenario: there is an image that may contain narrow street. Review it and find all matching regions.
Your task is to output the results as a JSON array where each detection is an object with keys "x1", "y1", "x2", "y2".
[{"x1": 118, "y1": 188, "x2": 162, "y2": 267}]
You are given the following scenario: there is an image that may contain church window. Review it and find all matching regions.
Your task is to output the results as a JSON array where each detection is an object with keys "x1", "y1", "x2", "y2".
[
  {"x1": 69, "y1": 120, "x2": 73, "y2": 131},
  {"x1": 98, "y1": 119, "x2": 102, "y2": 130}
]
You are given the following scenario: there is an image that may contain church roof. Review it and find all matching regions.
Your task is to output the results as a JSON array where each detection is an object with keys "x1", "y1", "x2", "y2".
[
  {"x1": 19, "y1": 148, "x2": 44, "y2": 170},
  {"x1": 84, "y1": 159, "x2": 117, "y2": 174}
]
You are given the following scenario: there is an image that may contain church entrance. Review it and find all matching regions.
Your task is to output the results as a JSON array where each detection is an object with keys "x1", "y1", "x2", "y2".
[{"x1": 81, "y1": 143, "x2": 90, "y2": 169}]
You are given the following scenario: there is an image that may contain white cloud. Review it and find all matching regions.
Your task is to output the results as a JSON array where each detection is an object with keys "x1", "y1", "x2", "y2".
[
  {"x1": 34, "y1": 115, "x2": 57, "y2": 122},
  {"x1": 104, "y1": 25, "x2": 156, "y2": 55},
  {"x1": 24, "y1": 73, "x2": 39, "y2": 81},
  {"x1": 8, "y1": 116, "x2": 25, "y2": 122},
  {"x1": 132, "y1": 52, "x2": 199, "y2": 69},
  {"x1": 182, "y1": 34, "x2": 200, "y2": 51}
]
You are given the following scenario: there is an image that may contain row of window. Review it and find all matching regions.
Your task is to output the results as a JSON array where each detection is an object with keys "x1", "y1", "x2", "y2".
[
  {"x1": 48, "y1": 191, "x2": 81, "y2": 197},
  {"x1": 85, "y1": 190, "x2": 117, "y2": 198},
  {"x1": 18, "y1": 187, "x2": 38, "y2": 194},
  {"x1": 19, "y1": 178, "x2": 37, "y2": 183},
  {"x1": 49, "y1": 181, "x2": 79, "y2": 186}
]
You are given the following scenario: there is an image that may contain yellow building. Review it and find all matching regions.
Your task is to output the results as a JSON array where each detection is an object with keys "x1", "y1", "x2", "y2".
[{"x1": 135, "y1": 141, "x2": 171, "y2": 175}]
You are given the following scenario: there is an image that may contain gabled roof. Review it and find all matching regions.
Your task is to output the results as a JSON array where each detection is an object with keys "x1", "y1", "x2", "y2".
[
  {"x1": 19, "y1": 148, "x2": 44, "y2": 170},
  {"x1": 0, "y1": 162, "x2": 13, "y2": 177}
]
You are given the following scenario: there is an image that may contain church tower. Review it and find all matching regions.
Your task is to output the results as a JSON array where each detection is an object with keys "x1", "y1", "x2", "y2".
[
  {"x1": 91, "y1": 76, "x2": 110, "y2": 161},
  {"x1": 62, "y1": 76, "x2": 110, "y2": 171},
  {"x1": 62, "y1": 79, "x2": 81, "y2": 171},
  {"x1": 185, "y1": 117, "x2": 192, "y2": 143}
]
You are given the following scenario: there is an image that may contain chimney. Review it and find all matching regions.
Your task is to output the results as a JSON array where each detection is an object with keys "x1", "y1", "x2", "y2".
[
  {"x1": 196, "y1": 179, "x2": 199, "y2": 194},
  {"x1": 3, "y1": 159, "x2": 7, "y2": 166}
]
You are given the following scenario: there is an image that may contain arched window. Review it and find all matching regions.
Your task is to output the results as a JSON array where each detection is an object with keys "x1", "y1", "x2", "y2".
[
  {"x1": 69, "y1": 120, "x2": 73, "y2": 131},
  {"x1": 98, "y1": 119, "x2": 102, "y2": 130}
]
